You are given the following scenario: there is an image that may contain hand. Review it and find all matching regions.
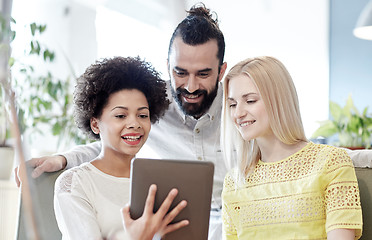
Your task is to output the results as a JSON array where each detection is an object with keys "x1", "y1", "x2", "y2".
[
  {"x1": 14, "y1": 155, "x2": 67, "y2": 187},
  {"x1": 122, "y1": 184, "x2": 189, "y2": 240}
]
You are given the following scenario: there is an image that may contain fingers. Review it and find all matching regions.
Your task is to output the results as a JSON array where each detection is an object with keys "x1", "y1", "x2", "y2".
[
  {"x1": 15, "y1": 157, "x2": 40, "y2": 186},
  {"x1": 163, "y1": 200, "x2": 187, "y2": 223},
  {"x1": 156, "y1": 188, "x2": 178, "y2": 216},
  {"x1": 14, "y1": 164, "x2": 27, "y2": 188},
  {"x1": 30, "y1": 155, "x2": 66, "y2": 178},
  {"x1": 31, "y1": 164, "x2": 46, "y2": 178},
  {"x1": 25, "y1": 157, "x2": 42, "y2": 168},
  {"x1": 15, "y1": 155, "x2": 67, "y2": 185},
  {"x1": 121, "y1": 204, "x2": 133, "y2": 228},
  {"x1": 14, "y1": 167, "x2": 21, "y2": 187},
  {"x1": 30, "y1": 157, "x2": 51, "y2": 178},
  {"x1": 160, "y1": 202, "x2": 189, "y2": 236},
  {"x1": 162, "y1": 219, "x2": 189, "y2": 235},
  {"x1": 159, "y1": 195, "x2": 188, "y2": 236},
  {"x1": 143, "y1": 184, "x2": 157, "y2": 215}
]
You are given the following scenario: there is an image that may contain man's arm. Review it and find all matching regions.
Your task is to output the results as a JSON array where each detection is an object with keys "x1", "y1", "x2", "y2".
[
  {"x1": 61, "y1": 141, "x2": 101, "y2": 169},
  {"x1": 14, "y1": 141, "x2": 101, "y2": 187}
]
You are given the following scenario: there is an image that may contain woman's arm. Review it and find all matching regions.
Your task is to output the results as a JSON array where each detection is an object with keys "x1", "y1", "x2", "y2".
[{"x1": 327, "y1": 228, "x2": 355, "y2": 240}]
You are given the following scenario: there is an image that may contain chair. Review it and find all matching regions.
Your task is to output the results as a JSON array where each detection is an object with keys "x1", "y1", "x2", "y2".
[
  {"x1": 17, "y1": 168, "x2": 64, "y2": 240},
  {"x1": 349, "y1": 148, "x2": 372, "y2": 239},
  {"x1": 355, "y1": 167, "x2": 372, "y2": 240}
]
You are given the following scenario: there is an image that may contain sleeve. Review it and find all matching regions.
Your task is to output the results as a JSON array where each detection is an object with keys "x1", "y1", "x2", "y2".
[
  {"x1": 222, "y1": 173, "x2": 238, "y2": 240},
  {"x1": 57, "y1": 141, "x2": 101, "y2": 169},
  {"x1": 54, "y1": 169, "x2": 102, "y2": 240},
  {"x1": 323, "y1": 147, "x2": 363, "y2": 239}
]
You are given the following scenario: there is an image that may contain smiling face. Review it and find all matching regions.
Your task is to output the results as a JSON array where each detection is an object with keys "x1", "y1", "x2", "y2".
[
  {"x1": 90, "y1": 89, "x2": 151, "y2": 159},
  {"x1": 168, "y1": 37, "x2": 227, "y2": 118},
  {"x1": 227, "y1": 74, "x2": 272, "y2": 141}
]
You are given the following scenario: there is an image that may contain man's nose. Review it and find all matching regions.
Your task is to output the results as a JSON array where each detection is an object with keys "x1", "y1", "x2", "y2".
[{"x1": 185, "y1": 75, "x2": 198, "y2": 93}]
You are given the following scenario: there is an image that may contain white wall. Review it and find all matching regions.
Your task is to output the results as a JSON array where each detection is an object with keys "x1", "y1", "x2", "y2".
[{"x1": 186, "y1": 0, "x2": 330, "y2": 138}]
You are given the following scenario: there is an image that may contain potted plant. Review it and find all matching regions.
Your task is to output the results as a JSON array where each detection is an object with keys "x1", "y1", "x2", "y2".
[
  {"x1": 311, "y1": 95, "x2": 372, "y2": 149},
  {"x1": 1, "y1": 15, "x2": 89, "y2": 179},
  {"x1": 11, "y1": 22, "x2": 89, "y2": 149}
]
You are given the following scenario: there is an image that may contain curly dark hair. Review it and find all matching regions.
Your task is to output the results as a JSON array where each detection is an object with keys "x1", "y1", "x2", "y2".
[
  {"x1": 73, "y1": 56, "x2": 170, "y2": 140},
  {"x1": 168, "y1": 3, "x2": 225, "y2": 67}
]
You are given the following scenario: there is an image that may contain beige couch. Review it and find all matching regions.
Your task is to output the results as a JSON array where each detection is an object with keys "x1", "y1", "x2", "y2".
[{"x1": 350, "y1": 149, "x2": 372, "y2": 240}]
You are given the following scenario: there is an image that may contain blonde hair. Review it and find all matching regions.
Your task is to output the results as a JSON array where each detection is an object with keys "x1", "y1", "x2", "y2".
[{"x1": 221, "y1": 56, "x2": 307, "y2": 184}]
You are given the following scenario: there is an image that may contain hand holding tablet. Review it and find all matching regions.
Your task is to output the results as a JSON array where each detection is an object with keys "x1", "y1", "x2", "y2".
[
  {"x1": 129, "y1": 158, "x2": 215, "y2": 240},
  {"x1": 122, "y1": 184, "x2": 189, "y2": 240}
]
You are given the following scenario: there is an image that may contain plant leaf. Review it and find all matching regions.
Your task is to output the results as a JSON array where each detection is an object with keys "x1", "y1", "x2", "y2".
[
  {"x1": 30, "y1": 23, "x2": 37, "y2": 36},
  {"x1": 329, "y1": 101, "x2": 342, "y2": 121},
  {"x1": 311, "y1": 121, "x2": 338, "y2": 138}
]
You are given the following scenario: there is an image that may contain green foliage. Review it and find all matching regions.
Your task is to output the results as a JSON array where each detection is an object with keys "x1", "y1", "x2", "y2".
[
  {"x1": 1, "y1": 19, "x2": 90, "y2": 148},
  {"x1": 0, "y1": 15, "x2": 16, "y2": 43},
  {"x1": 312, "y1": 95, "x2": 372, "y2": 149},
  {"x1": 0, "y1": 14, "x2": 15, "y2": 147}
]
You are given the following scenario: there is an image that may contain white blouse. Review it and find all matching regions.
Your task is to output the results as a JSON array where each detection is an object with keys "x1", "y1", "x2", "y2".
[{"x1": 54, "y1": 162, "x2": 130, "y2": 240}]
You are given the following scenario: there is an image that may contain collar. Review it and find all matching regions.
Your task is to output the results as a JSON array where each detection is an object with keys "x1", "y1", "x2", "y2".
[{"x1": 166, "y1": 81, "x2": 223, "y2": 124}]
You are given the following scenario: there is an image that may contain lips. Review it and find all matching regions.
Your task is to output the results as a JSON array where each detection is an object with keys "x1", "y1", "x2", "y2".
[
  {"x1": 239, "y1": 120, "x2": 256, "y2": 127},
  {"x1": 182, "y1": 93, "x2": 203, "y2": 103},
  {"x1": 121, "y1": 133, "x2": 142, "y2": 146}
]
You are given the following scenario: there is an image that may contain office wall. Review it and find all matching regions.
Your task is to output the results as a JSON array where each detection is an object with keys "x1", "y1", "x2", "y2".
[{"x1": 330, "y1": 0, "x2": 372, "y2": 111}]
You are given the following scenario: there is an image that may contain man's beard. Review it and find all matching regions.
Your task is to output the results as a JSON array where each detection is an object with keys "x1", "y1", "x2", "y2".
[{"x1": 170, "y1": 79, "x2": 219, "y2": 118}]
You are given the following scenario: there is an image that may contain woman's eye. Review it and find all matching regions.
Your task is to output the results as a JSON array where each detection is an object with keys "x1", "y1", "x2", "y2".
[
  {"x1": 139, "y1": 114, "x2": 149, "y2": 119},
  {"x1": 115, "y1": 115, "x2": 126, "y2": 119},
  {"x1": 229, "y1": 103, "x2": 236, "y2": 108},
  {"x1": 247, "y1": 100, "x2": 257, "y2": 104}
]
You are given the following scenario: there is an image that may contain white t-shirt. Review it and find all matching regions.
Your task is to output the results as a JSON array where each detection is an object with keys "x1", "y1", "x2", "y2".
[{"x1": 54, "y1": 162, "x2": 130, "y2": 240}]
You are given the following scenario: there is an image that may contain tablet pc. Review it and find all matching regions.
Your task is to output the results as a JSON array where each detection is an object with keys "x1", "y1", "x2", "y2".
[{"x1": 129, "y1": 158, "x2": 214, "y2": 240}]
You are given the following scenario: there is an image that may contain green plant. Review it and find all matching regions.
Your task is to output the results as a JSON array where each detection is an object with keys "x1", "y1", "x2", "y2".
[
  {"x1": 0, "y1": 12, "x2": 14, "y2": 147},
  {"x1": 1, "y1": 15, "x2": 89, "y2": 149},
  {"x1": 312, "y1": 95, "x2": 372, "y2": 149}
]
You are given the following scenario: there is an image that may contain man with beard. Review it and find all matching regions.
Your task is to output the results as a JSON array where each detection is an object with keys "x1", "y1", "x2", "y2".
[{"x1": 16, "y1": 3, "x2": 228, "y2": 239}]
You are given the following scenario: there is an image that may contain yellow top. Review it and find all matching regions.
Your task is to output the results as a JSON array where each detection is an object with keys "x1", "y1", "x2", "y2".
[{"x1": 222, "y1": 142, "x2": 362, "y2": 239}]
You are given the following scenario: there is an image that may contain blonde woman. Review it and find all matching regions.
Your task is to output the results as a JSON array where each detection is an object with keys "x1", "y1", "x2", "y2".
[{"x1": 221, "y1": 56, "x2": 362, "y2": 239}]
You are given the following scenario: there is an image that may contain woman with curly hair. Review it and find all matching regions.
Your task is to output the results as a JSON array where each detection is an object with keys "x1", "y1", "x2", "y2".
[{"x1": 54, "y1": 56, "x2": 188, "y2": 240}]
